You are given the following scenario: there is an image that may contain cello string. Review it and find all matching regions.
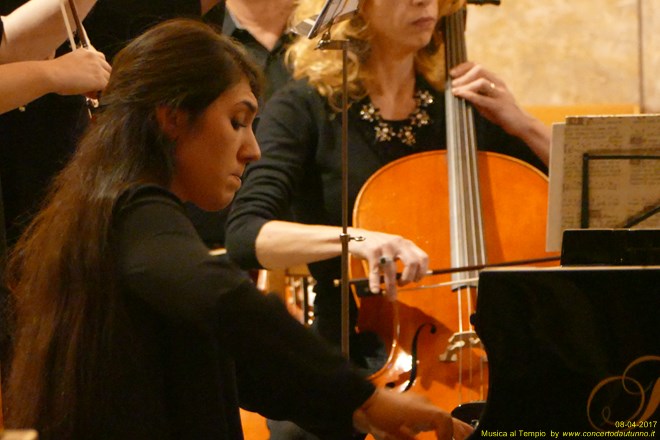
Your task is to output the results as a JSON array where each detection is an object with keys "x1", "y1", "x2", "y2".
[
  {"x1": 459, "y1": 9, "x2": 485, "y2": 275},
  {"x1": 448, "y1": 7, "x2": 489, "y2": 400},
  {"x1": 442, "y1": 17, "x2": 466, "y2": 400},
  {"x1": 457, "y1": 7, "x2": 482, "y2": 390},
  {"x1": 459, "y1": 11, "x2": 482, "y2": 325},
  {"x1": 445, "y1": 82, "x2": 461, "y2": 279},
  {"x1": 446, "y1": 10, "x2": 468, "y2": 399}
]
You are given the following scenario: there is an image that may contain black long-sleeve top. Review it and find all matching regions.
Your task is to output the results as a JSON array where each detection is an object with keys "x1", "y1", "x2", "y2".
[
  {"x1": 226, "y1": 78, "x2": 546, "y2": 347},
  {"x1": 108, "y1": 185, "x2": 374, "y2": 439}
]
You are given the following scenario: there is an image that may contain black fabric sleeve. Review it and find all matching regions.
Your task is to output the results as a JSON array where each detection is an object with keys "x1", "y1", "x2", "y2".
[
  {"x1": 225, "y1": 80, "x2": 322, "y2": 269},
  {"x1": 114, "y1": 186, "x2": 375, "y2": 438}
]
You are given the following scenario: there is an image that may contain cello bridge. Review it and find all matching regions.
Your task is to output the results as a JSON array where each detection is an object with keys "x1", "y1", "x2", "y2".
[{"x1": 439, "y1": 331, "x2": 483, "y2": 362}]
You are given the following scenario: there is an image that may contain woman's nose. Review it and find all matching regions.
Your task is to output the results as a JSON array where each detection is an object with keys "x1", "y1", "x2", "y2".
[{"x1": 240, "y1": 131, "x2": 261, "y2": 163}]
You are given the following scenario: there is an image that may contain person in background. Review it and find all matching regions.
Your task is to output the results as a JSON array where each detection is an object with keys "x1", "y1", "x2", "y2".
[
  {"x1": 0, "y1": 0, "x2": 222, "y2": 251},
  {"x1": 188, "y1": 0, "x2": 296, "y2": 249},
  {"x1": 226, "y1": 0, "x2": 551, "y2": 437},
  {"x1": 3, "y1": 18, "x2": 472, "y2": 440},
  {"x1": 0, "y1": 0, "x2": 110, "y2": 372},
  {"x1": 222, "y1": 0, "x2": 294, "y2": 103}
]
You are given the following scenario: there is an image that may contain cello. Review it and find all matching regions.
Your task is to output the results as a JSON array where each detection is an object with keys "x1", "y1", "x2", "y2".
[{"x1": 350, "y1": 4, "x2": 559, "y2": 426}]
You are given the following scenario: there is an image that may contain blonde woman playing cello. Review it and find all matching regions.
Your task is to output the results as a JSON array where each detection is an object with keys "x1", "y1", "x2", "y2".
[{"x1": 226, "y1": 0, "x2": 550, "y2": 438}]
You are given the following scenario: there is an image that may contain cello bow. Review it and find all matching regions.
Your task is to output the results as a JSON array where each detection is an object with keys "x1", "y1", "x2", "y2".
[{"x1": 337, "y1": 255, "x2": 560, "y2": 296}]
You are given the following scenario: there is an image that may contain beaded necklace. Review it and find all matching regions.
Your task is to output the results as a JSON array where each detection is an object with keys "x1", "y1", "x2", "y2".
[{"x1": 359, "y1": 89, "x2": 434, "y2": 146}]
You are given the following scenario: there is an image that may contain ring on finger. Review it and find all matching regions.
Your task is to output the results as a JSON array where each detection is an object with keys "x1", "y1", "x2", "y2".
[
  {"x1": 480, "y1": 81, "x2": 496, "y2": 96},
  {"x1": 379, "y1": 256, "x2": 394, "y2": 266}
]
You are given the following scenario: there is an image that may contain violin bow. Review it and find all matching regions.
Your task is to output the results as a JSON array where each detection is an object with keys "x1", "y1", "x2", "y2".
[
  {"x1": 338, "y1": 255, "x2": 561, "y2": 296},
  {"x1": 59, "y1": 0, "x2": 100, "y2": 119}
]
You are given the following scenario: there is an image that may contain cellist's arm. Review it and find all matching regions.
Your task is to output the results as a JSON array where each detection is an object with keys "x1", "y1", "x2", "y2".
[
  {"x1": 450, "y1": 61, "x2": 551, "y2": 166},
  {"x1": 0, "y1": 0, "x2": 98, "y2": 63},
  {"x1": 498, "y1": 111, "x2": 551, "y2": 166},
  {"x1": 254, "y1": 221, "x2": 349, "y2": 269},
  {"x1": 253, "y1": 220, "x2": 429, "y2": 297}
]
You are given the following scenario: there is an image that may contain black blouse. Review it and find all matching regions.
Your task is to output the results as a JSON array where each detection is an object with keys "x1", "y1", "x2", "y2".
[
  {"x1": 105, "y1": 185, "x2": 374, "y2": 439},
  {"x1": 226, "y1": 78, "x2": 547, "y2": 348}
]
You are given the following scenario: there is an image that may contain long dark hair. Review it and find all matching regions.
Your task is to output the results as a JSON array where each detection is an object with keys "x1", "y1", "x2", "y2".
[{"x1": 4, "y1": 18, "x2": 261, "y2": 438}]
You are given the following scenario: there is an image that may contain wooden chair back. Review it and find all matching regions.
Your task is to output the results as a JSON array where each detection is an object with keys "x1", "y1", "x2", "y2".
[{"x1": 524, "y1": 103, "x2": 641, "y2": 126}]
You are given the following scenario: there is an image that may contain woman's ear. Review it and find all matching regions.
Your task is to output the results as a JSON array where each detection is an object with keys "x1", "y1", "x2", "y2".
[{"x1": 155, "y1": 106, "x2": 189, "y2": 141}]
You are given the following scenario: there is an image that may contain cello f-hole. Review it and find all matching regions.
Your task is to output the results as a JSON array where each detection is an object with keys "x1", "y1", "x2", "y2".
[{"x1": 406, "y1": 323, "x2": 438, "y2": 392}]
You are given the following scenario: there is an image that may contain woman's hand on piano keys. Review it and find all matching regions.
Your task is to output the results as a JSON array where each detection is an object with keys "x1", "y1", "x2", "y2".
[{"x1": 352, "y1": 388, "x2": 474, "y2": 439}]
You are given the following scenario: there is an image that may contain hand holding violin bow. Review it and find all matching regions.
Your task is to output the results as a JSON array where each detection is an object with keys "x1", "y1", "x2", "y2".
[
  {"x1": 59, "y1": 0, "x2": 111, "y2": 116},
  {"x1": 46, "y1": 47, "x2": 110, "y2": 97}
]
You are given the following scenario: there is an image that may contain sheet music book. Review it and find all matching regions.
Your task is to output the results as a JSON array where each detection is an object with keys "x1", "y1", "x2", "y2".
[
  {"x1": 546, "y1": 114, "x2": 660, "y2": 251},
  {"x1": 292, "y1": 0, "x2": 360, "y2": 38}
]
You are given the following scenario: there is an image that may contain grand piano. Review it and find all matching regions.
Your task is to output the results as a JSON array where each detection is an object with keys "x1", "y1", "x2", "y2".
[{"x1": 468, "y1": 230, "x2": 659, "y2": 434}]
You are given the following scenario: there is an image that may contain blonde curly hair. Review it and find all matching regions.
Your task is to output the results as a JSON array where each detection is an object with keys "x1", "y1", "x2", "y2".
[{"x1": 287, "y1": 0, "x2": 465, "y2": 110}]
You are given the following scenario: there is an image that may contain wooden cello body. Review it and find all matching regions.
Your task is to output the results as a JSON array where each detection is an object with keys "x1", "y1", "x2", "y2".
[
  {"x1": 352, "y1": 151, "x2": 554, "y2": 411},
  {"x1": 351, "y1": 7, "x2": 558, "y2": 427}
]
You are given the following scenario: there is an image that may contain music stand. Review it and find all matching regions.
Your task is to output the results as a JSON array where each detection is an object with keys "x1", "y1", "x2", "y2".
[
  {"x1": 546, "y1": 114, "x2": 660, "y2": 251},
  {"x1": 292, "y1": 0, "x2": 361, "y2": 358},
  {"x1": 292, "y1": 0, "x2": 359, "y2": 39},
  {"x1": 580, "y1": 153, "x2": 660, "y2": 228}
]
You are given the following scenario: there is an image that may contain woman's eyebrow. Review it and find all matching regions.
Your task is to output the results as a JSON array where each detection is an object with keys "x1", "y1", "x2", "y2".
[{"x1": 239, "y1": 100, "x2": 258, "y2": 114}]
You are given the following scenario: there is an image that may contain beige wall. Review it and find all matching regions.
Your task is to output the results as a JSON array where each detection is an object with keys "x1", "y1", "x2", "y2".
[{"x1": 465, "y1": 0, "x2": 659, "y2": 113}]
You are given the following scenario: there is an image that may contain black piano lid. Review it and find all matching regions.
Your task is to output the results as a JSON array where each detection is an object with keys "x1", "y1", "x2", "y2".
[{"x1": 472, "y1": 265, "x2": 659, "y2": 433}]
